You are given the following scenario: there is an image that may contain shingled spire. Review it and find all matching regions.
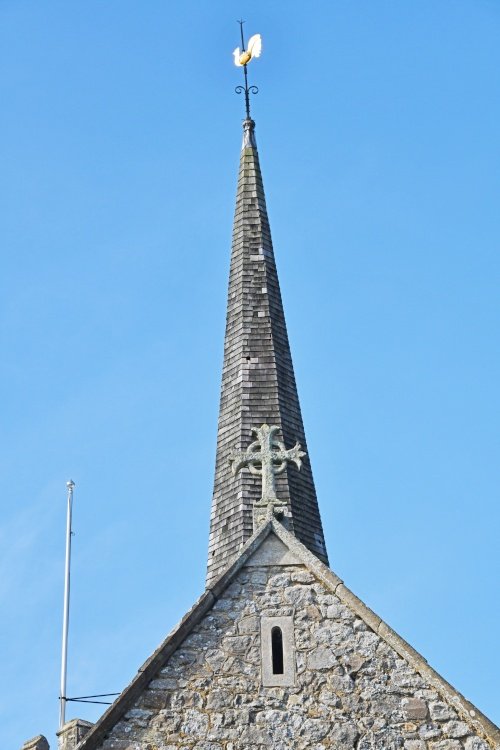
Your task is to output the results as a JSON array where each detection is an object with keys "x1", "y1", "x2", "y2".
[{"x1": 206, "y1": 119, "x2": 328, "y2": 585}]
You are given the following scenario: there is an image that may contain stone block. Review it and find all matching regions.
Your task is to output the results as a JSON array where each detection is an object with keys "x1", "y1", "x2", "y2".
[
  {"x1": 402, "y1": 697, "x2": 429, "y2": 720},
  {"x1": 268, "y1": 572, "x2": 291, "y2": 588},
  {"x1": 237, "y1": 615, "x2": 259, "y2": 634},
  {"x1": 345, "y1": 652, "x2": 366, "y2": 675},
  {"x1": 221, "y1": 635, "x2": 251, "y2": 653},
  {"x1": 329, "y1": 722, "x2": 360, "y2": 749},
  {"x1": 180, "y1": 709, "x2": 209, "y2": 736},
  {"x1": 405, "y1": 740, "x2": 426, "y2": 750},
  {"x1": 430, "y1": 741, "x2": 462, "y2": 750},
  {"x1": 429, "y1": 702, "x2": 457, "y2": 722},
  {"x1": 419, "y1": 723, "x2": 442, "y2": 740},
  {"x1": 291, "y1": 570, "x2": 316, "y2": 584},
  {"x1": 442, "y1": 721, "x2": 471, "y2": 738},
  {"x1": 301, "y1": 717, "x2": 331, "y2": 742},
  {"x1": 359, "y1": 728, "x2": 404, "y2": 750},
  {"x1": 464, "y1": 738, "x2": 490, "y2": 750},
  {"x1": 284, "y1": 585, "x2": 315, "y2": 606},
  {"x1": 307, "y1": 646, "x2": 337, "y2": 670}
]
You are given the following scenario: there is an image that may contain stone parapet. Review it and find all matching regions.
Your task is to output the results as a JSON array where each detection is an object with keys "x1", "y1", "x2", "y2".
[
  {"x1": 57, "y1": 719, "x2": 93, "y2": 750},
  {"x1": 20, "y1": 736, "x2": 50, "y2": 750}
]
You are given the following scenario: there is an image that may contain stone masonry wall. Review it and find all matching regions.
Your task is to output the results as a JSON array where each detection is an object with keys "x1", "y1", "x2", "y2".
[{"x1": 97, "y1": 564, "x2": 492, "y2": 750}]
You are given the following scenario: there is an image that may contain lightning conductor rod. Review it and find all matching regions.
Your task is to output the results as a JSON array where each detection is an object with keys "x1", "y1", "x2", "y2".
[{"x1": 59, "y1": 479, "x2": 75, "y2": 729}]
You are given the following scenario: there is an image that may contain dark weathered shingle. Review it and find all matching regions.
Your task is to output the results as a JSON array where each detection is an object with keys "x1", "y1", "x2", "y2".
[{"x1": 206, "y1": 119, "x2": 328, "y2": 586}]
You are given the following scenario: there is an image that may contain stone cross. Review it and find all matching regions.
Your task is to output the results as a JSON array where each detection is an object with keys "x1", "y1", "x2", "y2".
[{"x1": 230, "y1": 424, "x2": 306, "y2": 507}]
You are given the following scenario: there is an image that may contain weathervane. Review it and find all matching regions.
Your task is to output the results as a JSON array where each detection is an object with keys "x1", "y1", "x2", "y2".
[
  {"x1": 233, "y1": 20, "x2": 262, "y2": 119},
  {"x1": 230, "y1": 424, "x2": 306, "y2": 515}
]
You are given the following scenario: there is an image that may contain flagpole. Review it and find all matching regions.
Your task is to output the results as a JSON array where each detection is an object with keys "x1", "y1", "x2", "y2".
[{"x1": 59, "y1": 480, "x2": 75, "y2": 729}]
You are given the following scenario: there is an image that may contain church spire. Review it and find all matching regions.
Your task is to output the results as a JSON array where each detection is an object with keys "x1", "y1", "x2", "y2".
[{"x1": 206, "y1": 113, "x2": 329, "y2": 586}]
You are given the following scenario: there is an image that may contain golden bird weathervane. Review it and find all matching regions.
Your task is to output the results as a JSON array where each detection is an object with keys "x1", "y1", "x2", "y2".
[{"x1": 234, "y1": 20, "x2": 262, "y2": 119}]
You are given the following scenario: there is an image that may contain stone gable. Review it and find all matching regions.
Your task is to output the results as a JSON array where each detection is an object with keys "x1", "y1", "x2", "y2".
[{"x1": 89, "y1": 554, "x2": 495, "y2": 750}]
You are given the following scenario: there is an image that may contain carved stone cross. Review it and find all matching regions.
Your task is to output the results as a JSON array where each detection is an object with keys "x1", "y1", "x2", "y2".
[{"x1": 230, "y1": 424, "x2": 306, "y2": 507}]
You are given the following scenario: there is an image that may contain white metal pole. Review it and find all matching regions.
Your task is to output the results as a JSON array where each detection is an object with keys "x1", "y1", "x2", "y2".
[{"x1": 59, "y1": 480, "x2": 75, "y2": 729}]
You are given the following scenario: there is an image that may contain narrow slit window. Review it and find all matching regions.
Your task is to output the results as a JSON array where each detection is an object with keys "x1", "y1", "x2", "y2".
[
  {"x1": 271, "y1": 626, "x2": 284, "y2": 674},
  {"x1": 261, "y1": 616, "x2": 295, "y2": 686}
]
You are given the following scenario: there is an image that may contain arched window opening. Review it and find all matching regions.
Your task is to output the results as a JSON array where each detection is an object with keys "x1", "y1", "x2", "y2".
[{"x1": 271, "y1": 626, "x2": 284, "y2": 674}]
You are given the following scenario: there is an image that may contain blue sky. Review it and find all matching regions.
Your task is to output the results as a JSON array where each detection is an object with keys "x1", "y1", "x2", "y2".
[{"x1": 1, "y1": 2, "x2": 499, "y2": 747}]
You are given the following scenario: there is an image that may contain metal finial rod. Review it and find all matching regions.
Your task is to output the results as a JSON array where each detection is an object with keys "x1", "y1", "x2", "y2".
[
  {"x1": 59, "y1": 480, "x2": 75, "y2": 729},
  {"x1": 234, "y1": 19, "x2": 259, "y2": 120},
  {"x1": 243, "y1": 65, "x2": 251, "y2": 120},
  {"x1": 239, "y1": 18, "x2": 245, "y2": 51}
]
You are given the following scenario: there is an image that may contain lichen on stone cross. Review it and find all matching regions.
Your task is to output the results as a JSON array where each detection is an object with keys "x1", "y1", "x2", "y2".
[{"x1": 230, "y1": 424, "x2": 306, "y2": 510}]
